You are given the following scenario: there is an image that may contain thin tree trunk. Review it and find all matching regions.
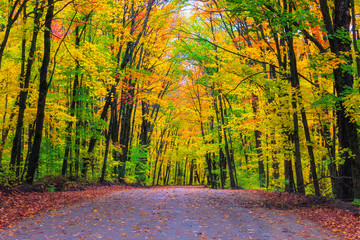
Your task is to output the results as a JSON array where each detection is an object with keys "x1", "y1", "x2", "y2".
[
  {"x1": 213, "y1": 95, "x2": 226, "y2": 188},
  {"x1": 286, "y1": 29, "x2": 305, "y2": 194},
  {"x1": 189, "y1": 159, "x2": 194, "y2": 185},
  {"x1": 285, "y1": 133, "x2": 296, "y2": 192},
  {"x1": 100, "y1": 129, "x2": 111, "y2": 183},
  {"x1": 300, "y1": 108, "x2": 320, "y2": 196},
  {"x1": 252, "y1": 93, "x2": 265, "y2": 187},
  {"x1": 351, "y1": 0, "x2": 360, "y2": 77},
  {"x1": 217, "y1": 95, "x2": 236, "y2": 188},
  {"x1": 63, "y1": 25, "x2": 83, "y2": 176}
]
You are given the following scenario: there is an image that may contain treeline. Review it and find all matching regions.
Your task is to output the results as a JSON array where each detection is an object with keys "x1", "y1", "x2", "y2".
[
  {"x1": 174, "y1": 0, "x2": 360, "y2": 201},
  {"x1": 0, "y1": 0, "x2": 185, "y2": 186},
  {"x1": 2, "y1": 0, "x2": 360, "y2": 202}
]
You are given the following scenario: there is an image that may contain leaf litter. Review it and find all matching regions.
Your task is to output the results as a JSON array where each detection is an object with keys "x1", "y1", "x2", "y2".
[{"x1": 0, "y1": 186, "x2": 358, "y2": 239}]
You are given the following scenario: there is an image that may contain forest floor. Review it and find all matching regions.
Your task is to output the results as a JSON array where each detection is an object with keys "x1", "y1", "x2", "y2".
[{"x1": 1, "y1": 185, "x2": 358, "y2": 239}]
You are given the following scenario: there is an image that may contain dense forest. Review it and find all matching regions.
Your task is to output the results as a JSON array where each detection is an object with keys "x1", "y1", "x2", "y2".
[{"x1": 1, "y1": 0, "x2": 360, "y2": 201}]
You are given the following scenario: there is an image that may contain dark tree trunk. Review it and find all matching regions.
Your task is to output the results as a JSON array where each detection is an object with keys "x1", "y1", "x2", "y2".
[
  {"x1": 189, "y1": 159, "x2": 194, "y2": 185},
  {"x1": 152, "y1": 129, "x2": 166, "y2": 185},
  {"x1": 351, "y1": 0, "x2": 360, "y2": 77},
  {"x1": 251, "y1": 93, "x2": 265, "y2": 187},
  {"x1": 205, "y1": 152, "x2": 214, "y2": 187},
  {"x1": 285, "y1": 134, "x2": 295, "y2": 192},
  {"x1": 10, "y1": 1, "x2": 43, "y2": 173},
  {"x1": 286, "y1": 31, "x2": 305, "y2": 194},
  {"x1": 319, "y1": 0, "x2": 360, "y2": 200},
  {"x1": 0, "y1": 0, "x2": 28, "y2": 68},
  {"x1": 213, "y1": 95, "x2": 227, "y2": 188},
  {"x1": 83, "y1": 0, "x2": 155, "y2": 176},
  {"x1": 100, "y1": 129, "x2": 111, "y2": 183},
  {"x1": 319, "y1": 111, "x2": 340, "y2": 197},
  {"x1": 219, "y1": 149, "x2": 227, "y2": 188},
  {"x1": 26, "y1": 0, "x2": 54, "y2": 184},
  {"x1": 218, "y1": 95, "x2": 236, "y2": 188},
  {"x1": 284, "y1": 157, "x2": 295, "y2": 192},
  {"x1": 137, "y1": 101, "x2": 151, "y2": 184},
  {"x1": 117, "y1": 80, "x2": 135, "y2": 181},
  {"x1": 271, "y1": 138, "x2": 280, "y2": 180},
  {"x1": 284, "y1": 2, "x2": 320, "y2": 194},
  {"x1": 300, "y1": 108, "x2": 320, "y2": 196},
  {"x1": 200, "y1": 116, "x2": 215, "y2": 188},
  {"x1": 164, "y1": 164, "x2": 170, "y2": 185},
  {"x1": 62, "y1": 26, "x2": 82, "y2": 177}
]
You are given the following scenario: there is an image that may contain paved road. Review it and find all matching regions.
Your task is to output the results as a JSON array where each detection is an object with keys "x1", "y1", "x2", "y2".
[{"x1": 0, "y1": 186, "x2": 340, "y2": 239}]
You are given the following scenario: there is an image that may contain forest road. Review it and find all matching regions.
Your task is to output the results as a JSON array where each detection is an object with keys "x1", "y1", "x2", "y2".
[{"x1": 0, "y1": 186, "x2": 342, "y2": 240}]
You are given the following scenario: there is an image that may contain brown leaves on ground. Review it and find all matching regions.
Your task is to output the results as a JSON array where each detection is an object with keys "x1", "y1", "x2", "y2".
[
  {"x1": 253, "y1": 190, "x2": 360, "y2": 240},
  {"x1": 1, "y1": 186, "x2": 360, "y2": 239},
  {"x1": 0, "y1": 185, "x2": 136, "y2": 229}
]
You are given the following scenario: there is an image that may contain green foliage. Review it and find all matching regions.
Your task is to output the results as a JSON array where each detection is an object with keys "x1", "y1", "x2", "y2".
[
  {"x1": 0, "y1": 167, "x2": 19, "y2": 187},
  {"x1": 0, "y1": 0, "x2": 359, "y2": 202},
  {"x1": 352, "y1": 199, "x2": 360, "y2": 208},
  {"x1": 127, "y1": 145, "x2": 150, "y2": 185},
  {"x1": 311, "y1": 94, "x2": 339, "y2": 108}
]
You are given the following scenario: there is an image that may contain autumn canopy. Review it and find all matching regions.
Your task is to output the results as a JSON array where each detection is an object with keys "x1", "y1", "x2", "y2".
[{"x1": 1, "y1": 0, "x2": 360, "y2": 201}]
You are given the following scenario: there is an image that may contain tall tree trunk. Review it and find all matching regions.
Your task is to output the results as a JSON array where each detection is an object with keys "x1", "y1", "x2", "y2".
[
  {"x1": 62, "y1": 25, "x2": 82, "y2": 176},
  {"x1": 286, "y1": 30, "x2": 305, "y2": 194},
  {"x1": 319, "y1": 0, "x2": 360, "y2": 200},
  {"x1": 10, "y1": 1, "x2": 44, "y2": 173},
  {"x1": 117, "y1": 80, "x2": 135, "y2": 181},
  {"x1": 218, "y1": 95, "x2": 236, "y2": 188},
  {"x1": 213, "y1": 95, "x2": 226, "y2": 188},
  {"x1": 351, "y1": 0, "x2": 360, "y2": 77},
  {"x1": 26, "y1": 0, "x2": 54, "y2": 184},
  {"x1": 137, "y1": 101, "x2": 151, "y2": 184}
]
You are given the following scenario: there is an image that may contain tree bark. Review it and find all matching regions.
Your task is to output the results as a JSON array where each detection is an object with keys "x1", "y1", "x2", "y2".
[
  {"x1": 286, "y1": 28, "x2": 305, "y2": 194},
  {"x1": 10, "y1": 1, "x2": 43, "y2": 173},
  {"x1": 62, "y1": 25, "x2": 82, "y2": 176},
  {"x1": 26, "y1": 0, "x2": 54, "y2": 184},
  {"x1": 319, "y1": 0, "x2": 360, "y2": 200},
  {"x1": 218, "y1": 95, "x2": 236, "y2": 188},
  {"x1": 351, "y1": 0, "x2": 360, "y2": 78},
  {"x1": 251, "y1": 93, "x2": 265, "y2": 187},
  {"x1": 300, "y1": 108, "x2": 320, "y2": 196}
]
